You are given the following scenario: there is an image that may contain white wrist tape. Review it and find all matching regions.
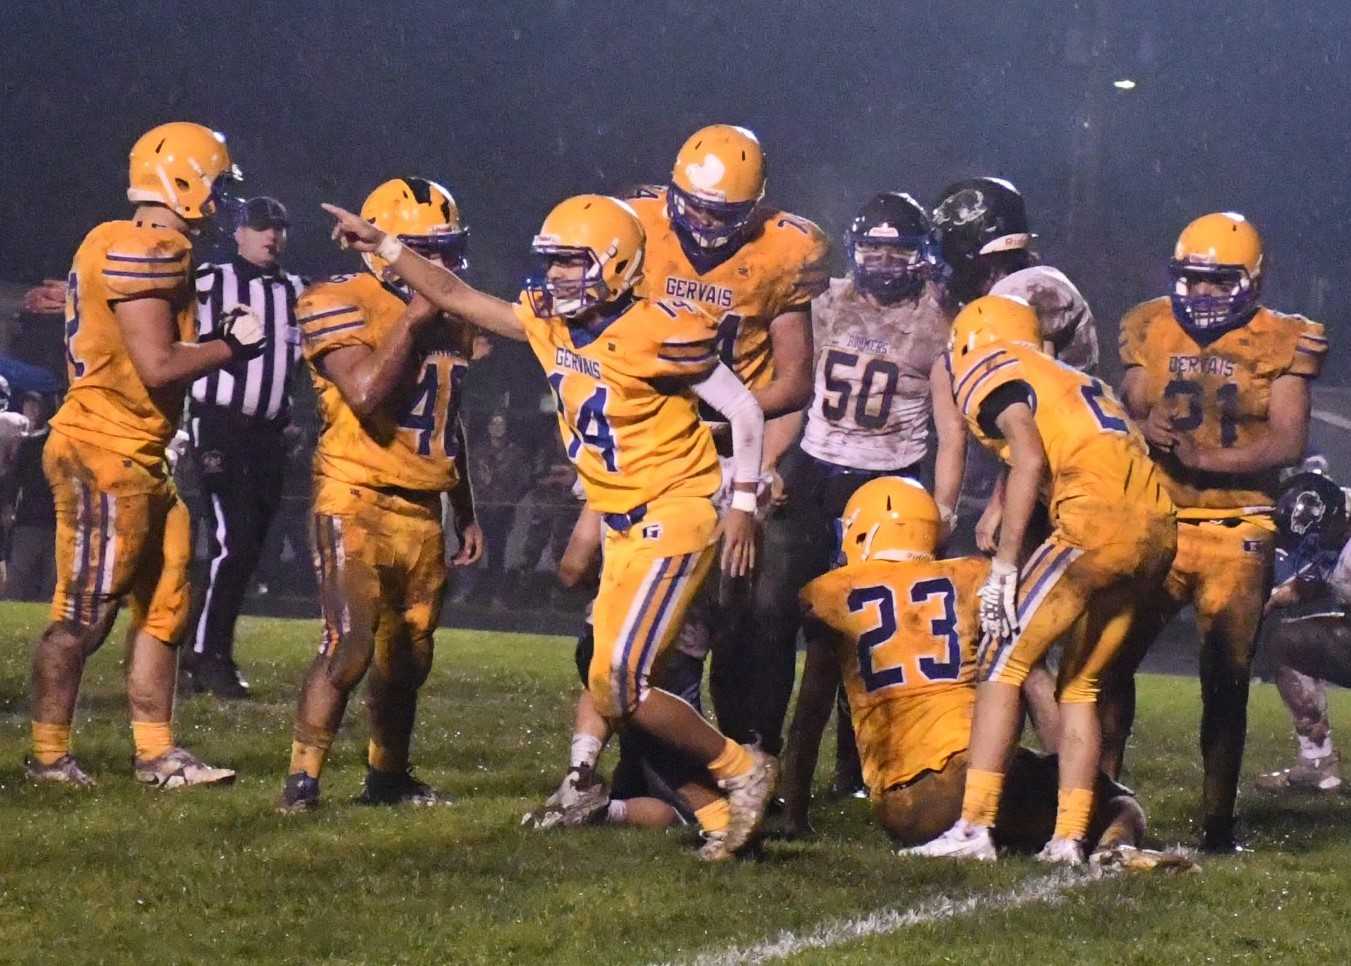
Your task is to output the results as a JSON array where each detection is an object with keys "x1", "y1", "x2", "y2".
[
  {"x1": 730, "y1": 490, "x2": 758, "y2": 513},
  {"x1": 375, "y1": 234, "x2": 404, "y2": 264},
  {"x1": 991, "y1": 558, "x2": 1018, "y2": 577}
]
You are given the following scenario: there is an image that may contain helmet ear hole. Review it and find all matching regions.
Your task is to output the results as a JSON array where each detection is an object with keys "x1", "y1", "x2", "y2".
[
  {"x1": 614, "y1": 258, "x2": 628, "y2": 275},
  {"x1": 175, "y1": 178, "x2": 191, "y2": 190}
]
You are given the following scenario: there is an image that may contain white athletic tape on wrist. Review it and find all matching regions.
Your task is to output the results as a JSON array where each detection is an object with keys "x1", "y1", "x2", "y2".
[
  {"x1": 375, "y1": 234, "x2": 404, "y2": 264},
  {"x1": 731, "y1": 490, "x2": 758, "y2": 513}
]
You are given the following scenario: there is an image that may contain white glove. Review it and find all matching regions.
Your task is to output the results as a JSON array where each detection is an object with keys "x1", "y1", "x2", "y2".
[
  {"x1": 216, "y1": 304, "x2": 266, "y2": 360},
  {"x1": 978, "y1": 558, "x2": 1020, "y2": 642}
]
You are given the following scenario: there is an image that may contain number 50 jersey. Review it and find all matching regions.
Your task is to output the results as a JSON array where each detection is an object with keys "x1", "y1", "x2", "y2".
[
  {"x1": 1119, "y1": 297, "x2": 1327, "y2": 518},
  {"x1": 801, "y1": 556, "x2": 988, "y2": 794},
  {"x1": 514, "y1": 295, "x2": 723, "y2": 515},
  {"x1": 298, "y1": 272, "x2": 469, "y2": 493}
]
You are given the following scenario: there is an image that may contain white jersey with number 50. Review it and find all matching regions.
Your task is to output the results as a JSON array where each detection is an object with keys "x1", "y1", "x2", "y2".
[{"x1": 801, "y1": 278, "x2": 950, "y2": 471}]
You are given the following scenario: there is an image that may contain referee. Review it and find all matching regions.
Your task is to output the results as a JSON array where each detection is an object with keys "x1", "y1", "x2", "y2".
[{"x1": 182, "y1": 197, "x2": 304, "y2": 699}]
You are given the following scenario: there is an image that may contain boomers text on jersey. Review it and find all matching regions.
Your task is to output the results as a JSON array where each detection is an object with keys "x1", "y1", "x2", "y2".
[
  {"x1": 1120, "y1": 296, "x2": 1326, "y2": 518},
  {"x1": 511, "y1": 292, "x2": 722, "y2": 515},
  {"x1": 298, "y1": 272, "x2": 471, "y2": 500},
  {"x1": 628, "y1": 186, "x2": 829, "y2": 392}
]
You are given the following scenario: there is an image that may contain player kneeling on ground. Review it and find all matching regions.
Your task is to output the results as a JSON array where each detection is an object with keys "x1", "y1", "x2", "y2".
[
  {"x1": 279, "y1": 178, "x2": 481, "y2": 812},
  {"x1": 781, "y1": 477, "x2": 1145, "y2": 855},
  {"x1": 906, "y1": 296, "x2": 1176, "y2": 864},
  {"x1": 323, "y1": 193, "x2": 777, "y2": 860},
  {"x1": 1254, "y1": 469, "x2": 1351, "y2": 792}
]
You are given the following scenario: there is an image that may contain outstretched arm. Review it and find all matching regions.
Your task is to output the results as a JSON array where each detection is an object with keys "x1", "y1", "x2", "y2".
[{"x1": 321, "y1": 203, "x2": 526, "y2": 342}]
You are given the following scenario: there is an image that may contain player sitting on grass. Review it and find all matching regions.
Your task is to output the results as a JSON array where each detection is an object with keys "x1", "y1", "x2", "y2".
[{"x1": 780, "y1": 476, "x2": 1146, "y2": 856}]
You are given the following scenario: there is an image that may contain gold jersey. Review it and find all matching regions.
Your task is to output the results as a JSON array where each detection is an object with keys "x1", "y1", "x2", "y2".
[
  {"x1": 298, "y1": 273, "x2": 469, "y2": 494},
  {"x1": 627, "y1": 187, "x2": 829, "y2": 391},
  {"x1": 53, "y1": 219, "x2": 195, "y2": 469},
  {"x1": 951, "y1": 340, "x2": 1171, "y2": 517},
  {"x1": 801, "y1": 556, "x2": 989, "y2": 792},
  {"x1": 513, "y1": 294, "x2": 722, "y2": 515},
  {"x1": 1119, "y1": 297, "x2": 1327, "y2": 518}
]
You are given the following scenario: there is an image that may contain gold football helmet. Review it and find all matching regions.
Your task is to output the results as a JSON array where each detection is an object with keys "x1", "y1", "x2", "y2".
[
  {"x1": 1169, "y1": 211, "x2": 1262, "y2": 336},
  {"x1": 526, "y1": 194, "x2": 645, "y2": 318},
  {"x1": 667, "y1": 124, "x2": 765, "y2": 250},
  {"x1": 948, "y1": 294, "x2": 1042, "y2": 361},
  {"x1": 360, "y1": 177, "x2": 468, "y2": 281},
  {"x1": 840, "y1": 476, "x2": 941, "y2": 565},
  {"x1": 126, "y1": 122, "x2": 240, "y2": 221}
]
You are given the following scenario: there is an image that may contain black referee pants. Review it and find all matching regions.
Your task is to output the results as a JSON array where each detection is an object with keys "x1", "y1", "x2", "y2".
[{"x1": 188, "y1": 407, "x2": 287, "y2": 662}]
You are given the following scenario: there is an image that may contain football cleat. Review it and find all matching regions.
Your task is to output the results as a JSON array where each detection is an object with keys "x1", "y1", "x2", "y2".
[
  {"x1": 718, "y1": 747, "x2": 780, "y2": 854},
  {"x1": 277, "y1": 772, "x2": 321, "y2": 814},
  {"x1": 134, "y1": 747, "x2": 235, "y2": 789},
  {"x1": 1199, "y1": 815, "x2": 1245, "y2": 854},
  {"x1": 697, "y1": 827, "x2": 736, "y2": 862},
  {"x1": 183, "y1": 656, "x2": 253, "y2": 701},
  {"x1": 521, "y1": 765, "x2": 609, "y2": 829},
  {"x1": 24, "y1": 754, "x2": 95, "y2": 787},
  {"x1": 902, "y1": 819, "x2": 997, "y2": 861},
  {"x1": 1036, "y1": 836, "x2": 1086, "y2": 866},
  {"x1": 1089, "y1": 845, "x2": 1199, "y2": 874},
  {"x1": 1254, "y1": 753, "x2": 1342, "y2": 793},
  {"x1": 357, "y1": 767, "x2": 449, "y2": 807}
]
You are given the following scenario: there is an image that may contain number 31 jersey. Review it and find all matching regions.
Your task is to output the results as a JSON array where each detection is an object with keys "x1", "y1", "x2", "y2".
[
  {"x1": 801, "y1": 277, "x2": 950, "y2": 470},
  {"x1": 1119, "y1": 297, "x2": 1327, "y2": 518},
  {"x1": 298, "y1": 272, "x2": 469, "y2": 493},
  {"x1": 800, "y1": 556, "x2": 988, "y2": 793},
  {"x1": 514, "y1": 295, "x2": 722, "y2": 515}
]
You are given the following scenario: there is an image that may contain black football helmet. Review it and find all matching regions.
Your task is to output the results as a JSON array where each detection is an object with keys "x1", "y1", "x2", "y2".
[
  {"x1": 1277, "y1": 470, "x2": 1349, "y2": 552},
  {"x1": 846, "y1": 192, "x2": 932, "y2": 300},
  {"x1": 931, "y1": 177, "x2": 1034, "y2": 304}
]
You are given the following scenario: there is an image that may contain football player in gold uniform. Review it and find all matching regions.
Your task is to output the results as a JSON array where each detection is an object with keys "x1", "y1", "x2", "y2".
[
  {"x1": 28, "y1": 122, "x2": 263, "y2": 788},
  {"x1": 907, "y1": 296, "x2": 1175, "y2": 864},
  {"x1": 323, "y1": 193, "x2": 777, "y2": 860},
  {"x1": 279, "y1": 178, "x2": 481, "y2": 812},
  {"x1": 781, "y1": 478, "x2": 1145, "y2": 852},
  {"x1": 1106, "y1": 213, "x2": 1326, "y2": 850},
  {"x1": 629, "y1": 124, "x2": 831, "y2": 758}
]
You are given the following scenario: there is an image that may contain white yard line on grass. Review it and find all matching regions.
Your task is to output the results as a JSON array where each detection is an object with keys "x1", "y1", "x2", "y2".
[{"x1": 656, "y1": 868, "x2": 1093, "y2": 966}]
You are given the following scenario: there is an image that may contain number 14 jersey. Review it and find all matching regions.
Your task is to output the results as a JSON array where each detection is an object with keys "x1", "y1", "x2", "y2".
[
  {"x1": 802, "y1": 277, "x2": 950, "y2": 470},
  {"x1": 1119, "y1": 297, "x2": 1326, "y2": 518}
]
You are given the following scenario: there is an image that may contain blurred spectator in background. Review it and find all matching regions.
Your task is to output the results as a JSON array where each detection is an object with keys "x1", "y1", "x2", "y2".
[
  {"x1": 5, "y1": 390, "x2": 55, "y2": 600},
  {"x1": 182, "y1": 196, "x2": 306, "y2": 699},
  {"x1": 500, "y1": 433, "x2": 582, "y2": 609},
  {"x1": 255, "y1": 423, "x2": 316, "y2": 599},
  {"x1": 454, "y1": 412, "x2": 530, "y2": 605},
  {"x1": 0, "y1": 376, "x2": 31, "y2": 593}
]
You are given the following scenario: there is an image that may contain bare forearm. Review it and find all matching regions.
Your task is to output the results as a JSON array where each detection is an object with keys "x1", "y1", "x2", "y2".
[
  {"x1": 781, "y1": 637, "x2": 841, "y2": 824},
  {"x1": 136, "y1": 340, "x2": 235, "y2": 389},
  {"x1": 997, "y1": 457, "x2": 1041, "y2": 567},
  {"x1": 345, "y1": 319, "x2": 420, "y2": 416},
  {"x1": 1191, "y1": 428, "x2": 1307, "y2": 474},
  {"x1": 762, "y1": 410, "x2": 803, "y2": 472},
  {"x1": 388, "y1": 249, "x2": 524, "y2": 341},
  {"x1": 932, "y1": 420, "x2": 966, "y2": 515}
]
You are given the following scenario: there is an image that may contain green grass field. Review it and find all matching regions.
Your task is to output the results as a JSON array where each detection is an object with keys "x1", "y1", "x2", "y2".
[{"x1": 3, "y1": 602, "x2": 1351, "y2": 964}]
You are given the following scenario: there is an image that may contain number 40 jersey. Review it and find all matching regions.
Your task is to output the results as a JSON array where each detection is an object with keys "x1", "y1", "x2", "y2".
[
  {"x1": 297, "y1": 272, "x2": 470, "y2": 494},
  {"x1": 801, "y1": 277, "x2": 950, "y2": 470},
  {"x1": 801, "y1": 556, "x2": 988, "y2": 795}
]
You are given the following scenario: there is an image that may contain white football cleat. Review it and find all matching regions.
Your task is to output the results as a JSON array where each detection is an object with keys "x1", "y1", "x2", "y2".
[
  {"x1": 719, "y1": 747, "x2": 779, "y2": 854},
  {"x1": 903, "y1": 819, "x2": 997, "y2": 861},
  {"x1": 521, "y1": 765, "x2": 609, "y2": 829},
  {"x1": 1036, "y1": 836, "x2": 1086, "y2": 865},
  {"x1": 133, "y1": 747, "x2": 235, "y2": 789}
]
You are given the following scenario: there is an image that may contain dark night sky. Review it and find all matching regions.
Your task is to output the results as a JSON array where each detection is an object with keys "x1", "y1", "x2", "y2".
[{"x1": 4, "y1": 1, "x2": 1350, "y2": 381}]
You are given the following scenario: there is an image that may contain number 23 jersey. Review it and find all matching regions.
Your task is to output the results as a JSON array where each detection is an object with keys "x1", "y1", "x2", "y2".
[
  {"x1": 298, "y1": 272, "x2": 469, "y2": 493},
  {"x1": 801, "y1": 556, "x2": 988, "y2": 793},
  {"x1": 1119, "y1": 297, "x2": 1327, "y2": 516},
  {"x1": 514, "y1": 295, "x2": 722, "y2": 515}
]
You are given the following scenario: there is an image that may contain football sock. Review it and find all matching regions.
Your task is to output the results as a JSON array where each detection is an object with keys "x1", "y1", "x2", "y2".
[
  {"x1": 605, "y1": 799, "x2": 629, "y2": 825},
  {"x1": 571, "y1": 733, "x2": 604, "y2": 770},
  {"x1": 290, "y1": 732, "x2": 335, "y2": 779},
  {"x1": 1298, "y1": 733, "x2": 1334, "y2": 761},
  {"x1": 131, "y1": 720, "x2": 173, "y2": 761},
  {"x1": 368, "y1": 739, "x2": 408, "y2": 775},
  {"x1": 31, "y1": 722, "x2": 71, "y2": 766},
  {"x1": 960, "y1": 768, "x2": 1004, "y2": 828},
  {"x1": 707, "y1": 739, "x2": 753, "y2": 782},
  {"x1": 694, "y1": 797, "x2": 731, "y2": 833},
  {"x1": 1053, "y1": 787, "x2": 1095, "y2": 841}
]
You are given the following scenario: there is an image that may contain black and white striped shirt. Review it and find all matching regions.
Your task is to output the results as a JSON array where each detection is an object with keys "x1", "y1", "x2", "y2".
[{"x1": 191, "y1": 257, "x2": 304, "y2": 422}]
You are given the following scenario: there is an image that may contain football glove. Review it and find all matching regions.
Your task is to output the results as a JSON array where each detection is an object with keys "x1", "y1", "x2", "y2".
[
  {"x1": 213, "y1": 304, "x2": 266, "y2": 361},
  {"x1": 978, "y1": 558, "x2": 1020, "y2": 642}
]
